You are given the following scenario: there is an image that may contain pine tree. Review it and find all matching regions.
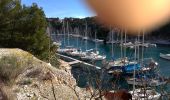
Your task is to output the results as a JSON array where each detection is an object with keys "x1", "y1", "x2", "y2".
[{"x1": 0, "y1": 0, "x2": 54, "y2": 61}]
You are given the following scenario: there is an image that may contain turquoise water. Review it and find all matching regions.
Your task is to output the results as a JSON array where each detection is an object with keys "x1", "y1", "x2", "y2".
[{"x1": 59, "y1": 35, "x2": 170, "y2": 77}]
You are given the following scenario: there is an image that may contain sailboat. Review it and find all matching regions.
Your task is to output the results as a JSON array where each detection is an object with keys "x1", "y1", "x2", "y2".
[
  {"x1": 160, "y1": 53, "x2": 170, "y2": 60},
  {"x1": 82, "y1": 25, "x2": 89, "y2": 40},
  {"x1": 81, "y1": 30, "x2": 106, "y2": 61},
  {"x1": 66, "y1": 27, "x2": 86, "y2": 57},
  {"x1": 106, "y1": 29, "x2": 119, "y2": 44},
  {"x1": 51, "y1": 31, "x2": 62, "y2": 46},
  {"x1": 129, "y1": 32, "x2": 161, "y2": 100},
  {"x1": 107, "y1": 30, "x2": 140, "y2": 74},
  {"x1": 57, "y1": 21, "x2": 77, "y2": 54},
  {"x1": 127, "y1": 77, "x2": 167, "y2": 87},
  {"x1": 92, "y1": 31, "x2": 106, "y2": 60},
  {"x1": 129, "y1": 87, "x2": 161, "y2": 100},
  {"x1": 125, "y1": 34, "x2": 157, "y2": 49},
  {"x1": 47, "y1": 23, "x2": 62, "y2": 47},
  {"x1": 126, "y1": 72, "x2": 167, "y2": 86},
  {"x1": 107, "y1": 31, "x2": 158, "y2": 75}
]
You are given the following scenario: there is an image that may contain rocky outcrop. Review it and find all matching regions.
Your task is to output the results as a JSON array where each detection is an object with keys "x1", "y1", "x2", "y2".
[{"x1": 0, "y1": 49, "x2": 88, "y2": 100}]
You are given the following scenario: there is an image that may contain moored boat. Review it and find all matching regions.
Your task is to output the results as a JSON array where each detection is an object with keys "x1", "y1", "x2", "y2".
[
  {"x1": 127, "y1": 77, "x2": 167, "y2": 87},
  {"x1": 129, "y1": 88, "x2": 161, "y2": 100},
  {"x1": 160, "y1": 53, "x2": 170, "y2": 60}
]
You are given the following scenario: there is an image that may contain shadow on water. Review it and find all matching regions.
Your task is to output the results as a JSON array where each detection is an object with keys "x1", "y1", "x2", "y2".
[{"x1": 71, "y1": 64, "x2": 129, "y2": 91}]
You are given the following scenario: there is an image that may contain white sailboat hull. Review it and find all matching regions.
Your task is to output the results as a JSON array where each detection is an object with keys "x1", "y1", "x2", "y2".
[
  {"x1": 67, "y1": 51, "x2": 86, "y2": 57},
  {"x1": 57, "y1": 48, "x2": 77, "y2": 54},
  {"x1": 129, "y1": 88, "x2": 160, "y2": 100},
  {"x1": 81, "y1": 53, "x2": 106, "y2": 61},
  {"x1": 127, "y1": 78, "x2": 167, "y2": 86},
  {"x1": 160, "y1": 53, "x2": 170, "y2": 60},
  {"x1": 94, "y1": 55, "x2": 106, "y2": 60}
]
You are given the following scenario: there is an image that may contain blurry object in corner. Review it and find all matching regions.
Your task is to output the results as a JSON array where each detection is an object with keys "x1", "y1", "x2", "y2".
[{"x1": 86, "y1": 0, "x2": 170, "y2": 33}]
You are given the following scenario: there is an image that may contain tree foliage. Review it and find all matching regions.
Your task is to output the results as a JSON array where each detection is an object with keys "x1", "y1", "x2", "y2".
[{"x1": 0, "y1": 0, "x2": 52, "y2": 61}]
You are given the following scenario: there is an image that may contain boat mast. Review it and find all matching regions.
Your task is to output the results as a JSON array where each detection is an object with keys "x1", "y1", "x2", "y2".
[
  {"x1": 63, "y1": 20, "x2": 66, "y2": 47},
  {"x1": 111, "y1": 29, "x2": 114, "y2": 59},
  {"x1": 137, "y1": 32, "x2": 140, "y2": 62},
  {"x1": 95, "y1": 30, "x2": 97, "y2": 51},
  {"x1": 67, "y1": 22, "x2": 70, "y2": 46},
  {"x1": 85, "y1": 22, "x2": 88, "y2": 51},
  {"x1": 76, "y1": 27, "x2": 79, "y2": 48},
  {"x1": 133, "y1": 38, "x2": 137, "y2": 94},
  {"x1": 124, "y1": 30, "x2": 127, "y2": 57},
  {"x1": 141, "y1": 31, "x2": 145, "y2": 66},
  {"x1": 120, "y1": 30, "x2": 123, "y2": 59}
]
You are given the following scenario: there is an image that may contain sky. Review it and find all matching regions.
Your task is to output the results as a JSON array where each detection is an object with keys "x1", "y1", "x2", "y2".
[{"x1": 21, "y1": 0, "x2": 95, "y2": 18}]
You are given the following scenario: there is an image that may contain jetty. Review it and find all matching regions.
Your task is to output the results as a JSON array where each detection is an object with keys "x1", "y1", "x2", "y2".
[{"x1": 56, "y1": 53, "x2": 101, "y2": 69}]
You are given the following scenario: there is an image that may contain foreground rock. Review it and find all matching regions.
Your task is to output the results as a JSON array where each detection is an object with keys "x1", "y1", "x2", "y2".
[{"x1": 0, "y1": 49, "x2": 88, "y2": 100}]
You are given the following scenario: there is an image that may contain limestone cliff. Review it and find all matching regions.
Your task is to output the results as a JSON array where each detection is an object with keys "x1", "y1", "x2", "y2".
[{"x1": 0, "y1": 49, "x2": 88, "y2": 100}]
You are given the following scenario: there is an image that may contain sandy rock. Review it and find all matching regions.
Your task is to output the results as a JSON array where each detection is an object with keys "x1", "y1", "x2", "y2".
[{"x1": 0, "y1": 49, "x2": 89, "y2": 100}]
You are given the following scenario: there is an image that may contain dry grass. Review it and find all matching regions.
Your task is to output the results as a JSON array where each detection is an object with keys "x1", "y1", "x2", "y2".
[
  {"x1": 0, "y1": 56, "x2": 23, "y2": 84},
  {"x1": 0, "y1": 86, "x2": 16, "y2": 100},
  {"x1": 25, "y1": 68, "x2": 42, "y2": 78}
]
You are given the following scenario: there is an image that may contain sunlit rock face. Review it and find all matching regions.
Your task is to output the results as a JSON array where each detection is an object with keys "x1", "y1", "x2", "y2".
[{"x1": 86, "y1": 0, "x2": 170, "y2": 33}]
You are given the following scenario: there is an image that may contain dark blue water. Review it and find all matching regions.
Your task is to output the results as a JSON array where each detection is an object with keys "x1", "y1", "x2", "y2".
[
  {"x1": 58, "y1": 35, "x2": 170, "y2": 98},
  {"x1": 60, "y1": 36, "x2": 170, "y2": 76}
]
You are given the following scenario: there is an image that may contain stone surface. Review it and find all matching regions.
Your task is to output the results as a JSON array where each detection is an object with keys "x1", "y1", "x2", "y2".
[{"x1": 0, "y1": 49, "x2": 90, "y2": 100}]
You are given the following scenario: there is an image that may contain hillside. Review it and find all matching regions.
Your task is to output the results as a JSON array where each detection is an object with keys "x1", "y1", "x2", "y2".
[{"x1": 0, "y1": 49, "x2": 88, "y2": 100}]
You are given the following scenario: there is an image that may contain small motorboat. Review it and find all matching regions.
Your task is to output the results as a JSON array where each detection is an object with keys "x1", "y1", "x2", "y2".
[{"x1": 160, "y1": 53, "x2": 170, "y2": 60}]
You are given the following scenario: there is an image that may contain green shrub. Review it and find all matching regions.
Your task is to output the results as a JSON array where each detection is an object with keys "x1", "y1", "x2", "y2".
[
  {"x1": 0, "y1": 56, "x2": 23, "y2": 84},
  {"x1": 49, "y1": 54, "x2": 60, "y2": 68}
]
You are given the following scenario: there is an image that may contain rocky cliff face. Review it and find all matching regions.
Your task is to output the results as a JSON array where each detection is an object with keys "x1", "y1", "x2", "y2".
[{"x1": 0, "y1": 49, "x2": 88, "y2": 100}]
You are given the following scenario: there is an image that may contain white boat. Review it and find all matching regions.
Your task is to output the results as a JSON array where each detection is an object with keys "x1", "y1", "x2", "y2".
[
  {"x1": 81, "y1": 51, "x2": 106, "y2": 61},
  {"x1": 53, "y1": 41, "x2": 61, "y2": 46},
  {"x1": 70, "y1": 34, "x2": 81, "y2": 38},
  {"x1": 92, "y1": 51, "x2": 106, "y2": 60},
  {"x1": 129, "y1": 42, "x2": 149, "y2": 48},
  {"x1": 106, "y1": 41, "x2": 120, "y2": 44},
  {"x1": 66, "y1": 27, "x2": 86, "y2": 57},
  {"x1": 107, "y1": 57, "x2": 129, "y2": 68},
  {"x1": 127, "y1": 78, "x2": 167, "y2": 86},
  {"x1": 160, "y1": 53, "x2": 170, "y2": 60},
  {"x1": 129, "y1": 88, "x2": 161, "y2": 100},
  {"x1": 82, "y1": 36, "x2": 89, "y2": 40},
  {"x1": 81, "y1": 30, "x2": 106, "y2": 61},
  {"x1": 122, "y1": 42, "x2": 133, "y2": 47},
  {"x1": 149, "y1": 43, "x2": 157, "y2": 47},
  {"x1": 129, "y1": 32, "x2": 160, "y2": 100},
  {"x1": 66, "y1": 49, "x2": 86, "y2": 57},
  {"x1": 91, "y1": 31, "x2": 106, "y2": 60},
  {"x1": 93, "y1": 39, "x2": 104, "y2": 43},
  {"x1": 57, "y1": 46, "x2": 77, "y2": 54}
]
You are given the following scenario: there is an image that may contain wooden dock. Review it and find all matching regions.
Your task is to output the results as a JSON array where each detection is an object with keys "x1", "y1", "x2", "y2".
[{"x1": 56, "y1": 53, "x2": 101, "y2": 69}]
